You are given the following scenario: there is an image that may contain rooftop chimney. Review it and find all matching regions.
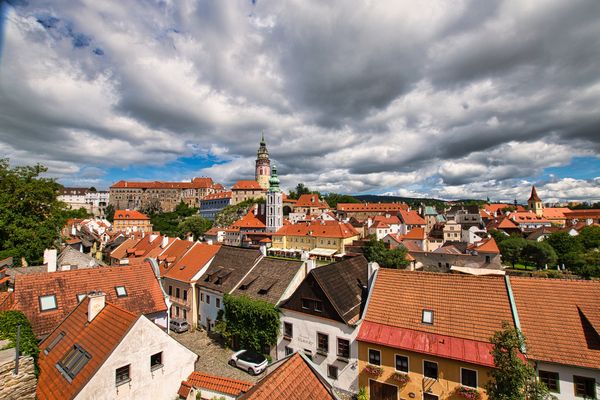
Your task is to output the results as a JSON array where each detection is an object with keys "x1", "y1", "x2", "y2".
[
  {"x1": 88, "y1": 291, "x2": 106, "y2": 322},
  {"x1": 44, "y1": 249, "x2": 57, "y2": 273},
  {"x1": 161, "y1": 236, "x2": 169, "y2": 248}
]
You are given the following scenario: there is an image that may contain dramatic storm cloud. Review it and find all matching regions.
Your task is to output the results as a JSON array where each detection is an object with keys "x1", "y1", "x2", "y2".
[{"x1": 1, "y1": 0, "x2": 599, "y2": 202}]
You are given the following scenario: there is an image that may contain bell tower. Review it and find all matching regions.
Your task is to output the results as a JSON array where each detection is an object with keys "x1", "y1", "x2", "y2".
[
  {"x1": 255, "y1": 133, "x2": 271, "y2": 190},
  {"x1": 266, "y1": 165, "x2": 283, "y2": 232},
  {"x1": 527, "y1": 185, "x2": 544, "y2": 217}
]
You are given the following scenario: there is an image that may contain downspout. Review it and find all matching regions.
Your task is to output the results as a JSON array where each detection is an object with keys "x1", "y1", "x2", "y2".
[
  {"x1": 147, "y1": 258, "x2": 172, "y2": 334},
  {"x1": 504, "y1": 275, "x2": 526, "y2": 353}
]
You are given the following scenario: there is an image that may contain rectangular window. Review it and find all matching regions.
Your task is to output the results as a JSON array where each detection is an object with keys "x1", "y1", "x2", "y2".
[
  {"x1": 424, "y1": 360, "x2": 438, "y2": 379},
  {"x1": 422, "y1": 309, "x2": 434, "y2": 325},
  {"x1": 57, "y1": 345, "x2": 91, "y2": 382},
  {"x1": 200, "y1": 292, "x2": 204, "y2": 302},
  {"x1": 461, "y1": 368, "x2": 477, "y2": 388},
  {"x1": 150, "y1": 352, "x2": 162, "y2": 371},
  {"x1": 538, "y1": 371, "x2": 559, "y2": 393},
  {"x1": 285, "y1": 346, "x2": 293, "y2": 356},
  {"x1": 368, "y1": 349, "x2": 381, "y2": 366},
  {"x1": 317, "y1": 333, "x2": 329, "y2": 354},
  {"x1": 328, "y1": 364, "x2": 338, "y2": 379},
  {"x1": 175, "y1": 306, "x2": 180, "y2": 317},
  {"x1": 337, "y1": 338, "x2": 350, "y2": 359},
  {"x1": 183, "y1": 309, "x2": 187, "y2": 319},
  {"x1": 206, "y1": 295, "x2": 210, "y2": 305},
  {"x1": 573, "y1": 376, "x2": 596, "y2": 398},
  {"x1": 176, "y1": 288, "x2": 180, "y2": 298},
  {"x1": 168, "y1": 286, "x2": 172, "y2": 296},
  {"x1": 284, "y1": 322, "x2": 293, "y2": 339},
  {"x1": 44, "y1": 331, "x2": 65, "y2": 355},
  {"x1": 395, "y1": 355, "x2": 409, "y2": 373},
  {"x1": 183, "y1": 290, "x2": 187, "y2": 301},
  {"x1": 39, "y1": 295, "x2": 57, "y2": 311},
  {"x1": 115, "y1": 365, "x2": 131, "y2": 386},
  {"x1": 115, "y1": 286, "x2": 127, "y2": 297},
  {"x1": 314, "y1": 300, "x2": 323, "y2": 312},
  {"x1": 301, "y1": 298, "x2": 312, "y2": 309},
  {"x1": 216, "y1": 298, "x2": 221, "y2": 308}
]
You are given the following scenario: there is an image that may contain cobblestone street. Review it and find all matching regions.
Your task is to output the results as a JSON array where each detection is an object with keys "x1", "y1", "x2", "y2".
[{"x1": 169, "y1": 329, "x2": 263, "y2": 383}]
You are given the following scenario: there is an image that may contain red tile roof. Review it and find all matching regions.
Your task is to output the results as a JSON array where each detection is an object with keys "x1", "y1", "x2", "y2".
[
  {"x1": 564, "y1": 209, "x2": 600, "y2": 219},
  {"x1": 510, "y1": 212, "x2": 551, "y2": 224},
  {"x1": 240, "y1": 353, "x2": 336, "y2": 400},
  {"x1": 37, "y1": 298, "x2": 138, "y2": 400},
  {"x1": 398, "y1": 209, "x2": 426, "y2": 225},
  {"x1": 370, "y1": 220, "x2": 390, "y2": 229},
  {"x1": 163, "y1": 243, "x2": 221, "y2": 283},
  {"x1": 372, "y1": 215, "x2": 401, "y2": 225},
  {"x1": 510, "y1": 277, "x2": 600, "y2": 369},
  {"x1": 528, "y1": 185, "x2": 542, "y2": 202},
  {"x1": 157, "y1": 239, "x2": 196, "y2": 275},
  {"x1": 365, "y1": 269, "x2": 514, "y2": 343},
  {"x1": 232, "y1": 180, "x2": 264, "y2": 190},
  {"x1": 233, "y1": 211, "x2": 266, "y2": 229},
  {"x1": 114, "y1": 209, "x2": 150, "y2": 221},
  {"x1": 403, "y1": 227, "x2": 426, "y2": 240},
  {"x1": 294, "y1": 194, "x2": 330, "y2": 209},
  {"x1": 274, "y1": 220, "x2": 359, "y2": 239},
  {"x1": 542, "y1": 207, "x2": 570, "y2": 219},
  {"x1": 496, "y1": 217, "x2": 519, "y2": 229},
  {"x1": 467, "y1": 237, "x2": 500, "y2": 254},
  {"x1": 10, "y1": 263, "x2": 166, "y2": 337},
  {"x1": 337, "y1": 203, "x2": 409, "y2": 212},
  {"x1": 180, "y1": 372, "x2": 252, "y2": 397},
  {"x1": 358, "y1": 320, "x2": 496, "y2": 367}
]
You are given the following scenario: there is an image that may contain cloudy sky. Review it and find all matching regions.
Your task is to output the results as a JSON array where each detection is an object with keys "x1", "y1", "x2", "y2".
[{"x1": 1, "y1": 0, "x2": 599, "y2": 202}]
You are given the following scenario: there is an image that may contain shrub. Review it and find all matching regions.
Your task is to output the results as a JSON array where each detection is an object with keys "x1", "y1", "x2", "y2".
[{"x1": 0, "y1": 310, "x2": 39, "y2": 371}]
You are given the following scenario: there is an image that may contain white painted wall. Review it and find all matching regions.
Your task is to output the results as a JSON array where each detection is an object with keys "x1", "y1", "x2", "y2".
[
  {"x1": 198, "y1": 287, "x2": 224, "y2": 330},
  {"x1": 277, "y1": 309, "x2": 359, "y2": 393},
  {"x1": 76, "y1": 316, "x2": 196, "y2": 400},
  {"x1": 536, "y1": 361, "x2": 600, "y2": 400}
]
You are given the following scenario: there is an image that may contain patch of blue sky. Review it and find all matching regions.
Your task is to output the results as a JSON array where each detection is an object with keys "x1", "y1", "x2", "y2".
[{"x1": 541, "y1": 156, "x2": 600, "y2": 181}]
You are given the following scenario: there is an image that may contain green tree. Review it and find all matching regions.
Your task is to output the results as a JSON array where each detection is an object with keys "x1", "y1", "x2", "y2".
[
  {"x1": 288, "y1": 183, "x2": 316, "y2": 200},
  {"x1": 578, "y1": 226, "x2": 600, "y2": 251},
  {"x1": 0, "y1": 159, "x2": 72, "y2": 265},
  {"x1": 215, "y1": 294, "x2": 280, "y2": 353},
  {"x1": 105, "y1": 204, "x2": 116, "y2": 222},
  {"x1": 363, "y1": 236, "x2": 409, "y2": 269},
  {"x1": 177, "y1": 215, "x2": 213, "y2": 239},
  {"x1": 140, "y1": 198, "x2": 163, "y2": 215},
  {"x1": 521, "y1": 241, "x2": 558, "y2": 269},
  {"x1": 214, "y1": 198, "x2": 265, "y2": 228},
  {"x1": 322, "y1": 193, "x2": 359, "y2": 209},
  {"x1": 498, "y1": 237, "x2": 527, "y2": 267},
  {"x1": 485, "y1": 322, "x2": 553, "y2": 400},
  {"x1": 489, "y1": 229, "x2": 509, "y2": 245},
  {"x1": 174, "y1": 200, "x2": 196, "y2": 218},
  {"x1": 545, "y1": 232, "x2": 584, "y2": 266},
  {"x1": 0, "y1": 311, "x2": 40, "y2": 372}
]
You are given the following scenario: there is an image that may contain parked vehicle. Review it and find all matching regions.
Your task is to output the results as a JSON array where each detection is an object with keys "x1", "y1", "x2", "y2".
[
  {"x1": 229, "y1": 349, "x2": 268, "y2": 375},
  {"x1": 169, "y1": 318, "x2": 189, "y2": 333}
]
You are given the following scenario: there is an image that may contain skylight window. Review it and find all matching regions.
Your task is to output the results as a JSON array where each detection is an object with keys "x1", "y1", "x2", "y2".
[
  {"x1": 56, "y1": 345, "x2": 92, "y2": 382},
  {"x1": 44, "y1": 332, "x2": 65, "y2": 355},
  {"x1": 39, "y1": 295, "x2": 57, "y2": 311},
  {"x1": 77, "y1": 293, "x2": 86, "y2": 303},
  {"x1": 422, "y1": 309, "x2": 434, "y2": 325},
  {"x1": 115, "y1": 286, "x2": 127, "y2": 297}
]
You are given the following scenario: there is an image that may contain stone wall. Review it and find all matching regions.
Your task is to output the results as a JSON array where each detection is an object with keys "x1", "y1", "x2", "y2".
[{"x1": 0, "y1": 354, "x2": 37, "y2": 400}]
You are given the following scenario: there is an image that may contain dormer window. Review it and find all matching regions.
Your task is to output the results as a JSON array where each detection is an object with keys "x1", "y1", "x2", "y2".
[
  {"x1": 422, "y1": 309, "x2": 434, "y2": 325},
  {"x1": 115, "y1": 286, "x2": 127, "y2": 297}
]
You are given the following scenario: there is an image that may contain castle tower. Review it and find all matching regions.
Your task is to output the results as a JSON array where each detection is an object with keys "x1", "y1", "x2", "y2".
[
  {"x1": 527, "y1": 185, "x2": 543, "y2": 217},
  {"x1": 266, "y1": 165, "x2": 283, "y2": 233},
  {"x1": 255, "y1": 133, "x2": 271, "y2": 190}
]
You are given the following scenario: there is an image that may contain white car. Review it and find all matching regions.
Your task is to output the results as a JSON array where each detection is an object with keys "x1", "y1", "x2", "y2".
[{"x1": 228, "y1": 349, "x2": 268, "y2": 375}]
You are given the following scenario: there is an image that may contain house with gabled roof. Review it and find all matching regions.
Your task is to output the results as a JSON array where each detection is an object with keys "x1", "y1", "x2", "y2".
[
  {"x1": 178, "y1": 371, "x2": 253, "y2": 400},
  {"x1": 162, "y1": 242, "x2": 221, "y2": 328},
  {"x1": 357, "y1": 269, "x2": 514, "y2": 400},
  {"x1": 277, "y1": 255, "x2": 371, "y2": 393},
  {"x1": 36, "y1": 292, "x2": 196, "y2": 400},
  {"x1": 292, "y1": 194, "x2": 331, "y2": 215},
  {"x1": 398, "y1": 210, "x2": 427, "y2": 235},
  {"x1": 240, "y1": 352, "x2": 340, "y2": 400},
  {"x1": 5, "y1": 263, "x2": 167, "y2": 338}
]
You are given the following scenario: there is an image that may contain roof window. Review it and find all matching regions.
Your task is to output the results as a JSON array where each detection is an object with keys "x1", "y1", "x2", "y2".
[
  {"x1": 39, "y1": 294, "x2": 57, "y2": 312},
  {"x1": 44, "y1": 331, "x2": 65, "y2": 355},
  {"x1": 115, "y1": 286, "x2": 127, "y2": 297},
  {"x1": 56, "y1": 344, "x2": 92, "y2": 382},
  {"x1": 422, "y1": 309, "x2": 434, "y2": 325}
]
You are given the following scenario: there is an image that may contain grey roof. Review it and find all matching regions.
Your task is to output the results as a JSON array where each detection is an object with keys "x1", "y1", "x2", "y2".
[
  {"x1": 311, "y1": 255, "x2": 369, "y2": 324},
  {"x1": 232, "y1": 257, "x2": 304, "y2": 305},
  {"x1": 198, "y1": 246, "x2": 262, "y2": 294},
  {"x1": 57, "y1": 247, "x2": 105, "y2": 269}
]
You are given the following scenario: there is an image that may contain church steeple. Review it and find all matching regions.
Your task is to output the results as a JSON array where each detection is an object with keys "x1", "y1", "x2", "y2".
[
  {"x1": 527, "y1": 185, "x2": 543, "y2": 217},
  {"x1": 255, "y1": 133, "x2": 271, "y2": 190}
]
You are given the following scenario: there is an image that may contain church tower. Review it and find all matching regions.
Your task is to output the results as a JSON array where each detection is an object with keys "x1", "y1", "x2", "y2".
[
  {"x1": 266, "y1": 165, "x2": 283, "y2": 233},
  {"x1": 255, "y1": 133, "x2": 271, "y2": 190},
  {"x1": 527, "y1": 185, "x2": 543, "y2": 217}
]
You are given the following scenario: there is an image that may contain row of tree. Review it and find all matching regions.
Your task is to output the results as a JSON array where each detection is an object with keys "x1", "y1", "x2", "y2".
[{"x1": 149, "y1": 201, "x2": 213, "y2": 239}]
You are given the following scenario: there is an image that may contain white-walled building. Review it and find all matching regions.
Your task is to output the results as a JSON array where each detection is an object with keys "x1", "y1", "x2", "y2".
[
  {"x1": 37, "y1": 293, "x2": 197, "y2": 400},
  {"x1": 277, "y1": 255, "x2": 372, "y2": 394},
  {"x1": 266, "y1": 165, "x2": 283, "y2": 233}
]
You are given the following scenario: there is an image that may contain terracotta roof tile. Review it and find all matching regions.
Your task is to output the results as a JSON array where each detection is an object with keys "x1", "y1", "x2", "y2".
[
  {"x1": 336, "y1": 203, "x2": 409, "y2": 212},
  {"x1": 232, "y1": 180, "x2": 264, "y2": 190},
  {"x1": 36, "y1": 298, "x2": 138, "y2": 400},
  {"x1": 10, "y1": 263, "x2": 166, "y2": 337},
  {"x1": 240, "y1": 353, "x2": 336, "y2": 400},
  {"x1": 114, "y1": 209, "x2": 150, "y2": 221},
  {"x1": 365, "y1": 269, "x2": 513, "y2": 342},
  {"x1": 402, "y1": 227, "x2": 426, "y2": 240},
  {"x1": 510, "y1": 277, "x2": 600, "y2": 369},
  {"x1": 398, "y1": 210, "x2": 426, "y2": 225},
  {"x1": 294, "y1": 194, "x2": 330, "y2": 209},
  {"x1": 496, "y1": 217, "x2": 519, "y2": 229},
  {"x1": 372, "y1": 215, "x2": 401, "y2": 225},
  {"x1": 274, "y1": 220, "x2": 359, "y2": 239},
  {"x1": 233, "y1": 211, "x2": 266, "y2": 229},
  {"x1": 163, "y1": 243, "x2": 221, "y2": 283},
  {"x1": 181, "y1": 372, "x2": 253, "y2": 397},
  {"x1": 467, "y1": 237, "x2": 500, "y2": 254}
]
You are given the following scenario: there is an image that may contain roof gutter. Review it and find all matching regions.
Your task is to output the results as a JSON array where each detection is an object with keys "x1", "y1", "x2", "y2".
[{"x1": 504, "y1": 275, "x2": 526, "y2": 353}]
